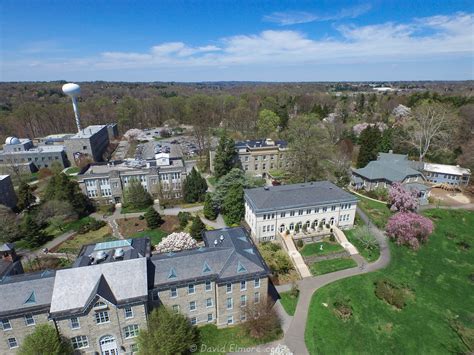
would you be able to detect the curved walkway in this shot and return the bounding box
[283,207,390,354]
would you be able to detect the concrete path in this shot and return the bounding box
[281,233,312,278]
[333,226,358,255]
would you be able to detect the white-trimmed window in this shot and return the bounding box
[7,337,18,349]
[226,283,232,293]
[254,292,261,304]
[240,295,247,307]
[207,313,213,322]
[189,301,197,311]
[240,280,246,291]
[124,324,139,338]
[71,335,89,349]
[70,317,80,329]
[190,317,197,325]
[188,284,195,294]
[206,298,213,308]
[254,278,260,288]
[227,316,234,325]
[1,319,11,330]
[124,306,133,319]
[241,313,247,322]
[172,305,180,313]
[205,281,212,291]
[170,287,178,298]
[95,311,109,324]
[131,343,139,354]
[24,314,35,326]
[227,297,233,310]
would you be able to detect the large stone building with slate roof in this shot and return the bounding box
[0,227,269,354]
[244,181,359,242]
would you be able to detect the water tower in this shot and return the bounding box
[62,83,82,133]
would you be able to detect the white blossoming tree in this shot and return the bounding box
[155,232,197,253]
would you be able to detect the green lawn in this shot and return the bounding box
[280,291,300,316]
[357,195,392,229]
[121,205,149,214]
[196,324,282,355]
[309,258,358,276]
[300,241,345,257]
[44,216,97,237]
[345,227,380,263]
[56,226,116,254]
[305,209,474,354]
[131,229,168,245]
[64,167,80,174]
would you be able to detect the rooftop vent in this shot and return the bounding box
[264,186,269,191]
[213,240,218,246]
[113,248,124,259]
[95,250,108,263]
[219,235,224,242]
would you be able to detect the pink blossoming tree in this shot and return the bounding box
[388,182,418,212]
[386,212,434,250]
[155,232,197,253]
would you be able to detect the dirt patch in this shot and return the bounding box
[116,215,181,235]
[332,299,353,321]
[159,215,180,233]
[430,188,473,206]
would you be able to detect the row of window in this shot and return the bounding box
[339,214,351,222]
[191,313,249,325]
[1,314,35,331]
[262,224,275,233]
[175,292,260,314]
[70,325,139,350]
[262,204,351,220]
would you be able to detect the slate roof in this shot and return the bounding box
[0,270,56,317]
[150,227,268,288]
[244,181,358,213]
[50,258,147,316]
[424,163,471,176]
[235,139,288,150]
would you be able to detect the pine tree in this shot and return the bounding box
[190,216,206,241]
[356,125,382,168]
[378,128,393,153]
[222,184,245,225]
[203,193,217,220]
[17,181,35,211]
[144,207,162,229]
[183,168,208,203]
[213,133,236,178]
[123,179,153,210]
[21,213,48,248]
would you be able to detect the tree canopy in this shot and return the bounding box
[18,324,72,355]
[123,179,153,210]
[356,125,382,168]
[213,132,237,178]
[257,109,280,137]
[183,167,208,203]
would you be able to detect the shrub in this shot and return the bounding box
[259,242,294,275]
[352,226,378,251]
[203,193,218,220]
[190,216,206,240]
[138,215,145,220]
[242,301,282,340]
[155,232,197,253]
[144,207,162,229]
[177,211,191,228]
[289,283,299,298]
[77,219,106,234]
[296,239,304,248]
[374,279,407,309]
[388,182,418,212]
[332,299,353,321]
[18,324,72,355]
[386,212,434,250]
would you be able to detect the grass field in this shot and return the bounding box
[56,226,116,254]
[305,209,474,354]
[345,227,380,262]
[300,240,345,257]
[44,216,97,237]
[131,229,168,245]
[357,195,392,229]
[196,324,282,355]
[280,290,300,316]
[309,258,358,276]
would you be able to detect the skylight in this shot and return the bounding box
[202,261,212,273]
[237,261,247,273]
[24,291,36,304]
[168,268,177,279]
[94,239,132,251]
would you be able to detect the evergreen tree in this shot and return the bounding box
[213,133,236,178]
[17,181,35,211]
[183,168,208,203]
[144,207,162,229]
[18,324,73,355]
[222,184,245,225]
[190,216,206,241]
[378,128,393,153]
[137,307,199,355]
[123,179,153,210]
[21,213,48,248]
[203,193,218,220]
[356,126,382,168]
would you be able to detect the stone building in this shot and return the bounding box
[0,175,17,209]
[244,181,359,242]
[76,154,187,204]
[0,137,69,173]
[64,125,111,166]
[210,138,290,178]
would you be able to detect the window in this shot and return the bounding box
[170,287,178,298]
[190,317,197,325]
[298,210,303,216]
[240,280,247,291]
[1,319,11,330]
[8,338,18,349]
[172,305,180,313]
[227,297,233,310]
[24,314,35,326]
[206,298,213,308]
[240,295,247,307]
[131,343,139,354]
[226,283,232,293]
[124,324,139,338]
[240,314,247,322]
[254,278,260,288]
[331,206,336,211]
[290,211,295,216]
[189,301,197,311]
[207,313,213,322]
[306,209,312,214]
[188,283,195,294]
[95,311,110,324]
[71,335,88,349]
[254,292,261,304]
[94,301,107,310]
[322,207,327,212]
[124,306,134,319]
[205,281,212,291]
[70,317,80,329]
[280,212,286,218]
[227,316,234,325]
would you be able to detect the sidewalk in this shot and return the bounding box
[280,233,311,278]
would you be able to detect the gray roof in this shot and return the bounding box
[404,182,431,192]
[0,270,56,317]
[150,227,268,287]
[67,125,107,139]
[244,181,358,213]
[235,139,288,150]
[50,258,148,315]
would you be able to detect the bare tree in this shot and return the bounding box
[407,102,454,162]
[242,300,281,340]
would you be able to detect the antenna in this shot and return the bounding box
[62,83,82,133]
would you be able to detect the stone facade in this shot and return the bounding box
[64,125,110,166]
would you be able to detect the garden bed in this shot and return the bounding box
[56,226,115,254]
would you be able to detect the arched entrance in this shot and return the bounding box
[100,335,118,355]
[330,217,335,225]
[279,224,285,233]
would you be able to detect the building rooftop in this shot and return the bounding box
[73,238,151,267]
[78,158,184,176]
[150,227,268,287]
[50,258,148,315]
[67,125,107,139]
[0,175,10,181]
[245,181,358,213]
[0,270,56,317]
[235,138,288,150]
[424,163,471,176]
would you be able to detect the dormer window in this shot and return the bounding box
[94,301,108,310]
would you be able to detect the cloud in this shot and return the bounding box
[3,12,473,77]
[263,4,372,26]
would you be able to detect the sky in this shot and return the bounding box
[1,0,473,82]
